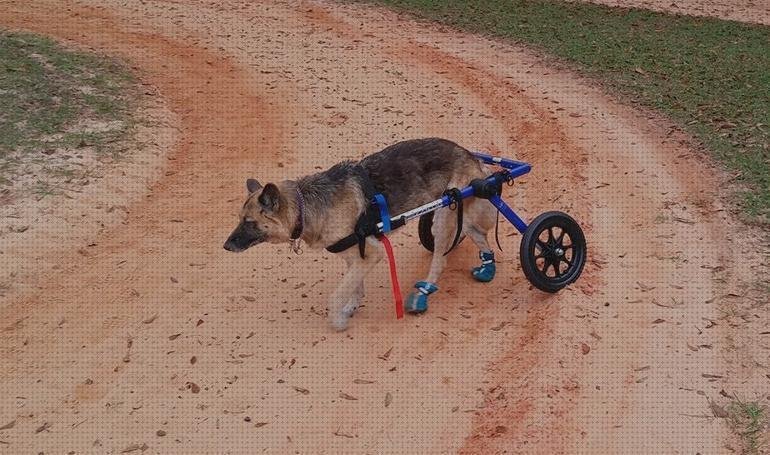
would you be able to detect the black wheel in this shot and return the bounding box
[418,211,465,253]
[519,211,586,293]
[418,212,436,252]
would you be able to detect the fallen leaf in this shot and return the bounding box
[0,420,15,431]
[168,333,181,341]
[709,400,728,418]
[254,422,268,428]
[293,386,310,395]
[580,343,591,355]
[637,282,655,292]
[142,314,158,324]
[35,422,50,434]
[333,429,355,438]
[186,382,200,394]
[353,379,374,384]
[121,443,148,453]
[378,347,393,361]
[339,392,358,401]
[490,321,510,331]
[190,356,197,365]
[384,392,392,408]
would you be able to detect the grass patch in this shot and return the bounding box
[361,0,770,223]
[728,398,768,454]
[0,30,138,189]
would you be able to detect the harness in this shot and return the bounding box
[325,165,382,258]
[323,166,465,319]
[326,167,465,258]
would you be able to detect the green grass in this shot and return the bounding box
[361,0,770,224]
[0,30,137,185]
[728,398,768,454]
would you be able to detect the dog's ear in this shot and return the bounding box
[246,178,262,194]
[258,183,282,212]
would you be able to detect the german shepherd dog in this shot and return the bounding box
[224,138,498,330]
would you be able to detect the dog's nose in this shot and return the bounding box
[223,240,236,251]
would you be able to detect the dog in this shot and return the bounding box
[224,138,498,330]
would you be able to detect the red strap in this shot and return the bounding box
[378,234,404,319]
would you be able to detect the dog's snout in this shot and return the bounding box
[223,240,237,252]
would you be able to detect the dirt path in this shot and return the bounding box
[0,0,767,453]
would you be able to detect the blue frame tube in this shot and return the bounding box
[375,152,531,233]
[488,194,529,234]
[471,152,532,178]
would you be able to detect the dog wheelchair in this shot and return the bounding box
[353,152,587,316]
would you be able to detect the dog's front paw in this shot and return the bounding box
[341,301,359,318]
[329,312,350,332]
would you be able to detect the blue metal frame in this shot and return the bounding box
[375,152,531,234]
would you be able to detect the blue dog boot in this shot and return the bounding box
[404,281,438,314]
[471,251,496,282]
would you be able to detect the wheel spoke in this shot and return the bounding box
[547,227,555,243]
[556,229,566,246]
[552,259,563,277]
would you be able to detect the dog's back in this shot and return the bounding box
[360,138,486,214]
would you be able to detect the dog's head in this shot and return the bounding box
[223,179,294,252]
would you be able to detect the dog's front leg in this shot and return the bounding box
[341,281,364,317]
[329,241,382,331]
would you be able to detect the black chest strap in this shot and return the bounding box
[326,165,381,258]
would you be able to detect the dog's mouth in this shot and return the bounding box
[223,238,263,252]
[223,221,267,252]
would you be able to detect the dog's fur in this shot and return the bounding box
[224,138,497,330]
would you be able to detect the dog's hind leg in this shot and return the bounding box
[465,199,498,282]
[328,239,383,331]
[404,208,455,314]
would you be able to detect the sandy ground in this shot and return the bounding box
[571,0,770,25]
[0,0,768,453]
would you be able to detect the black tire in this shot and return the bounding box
[418,211,465,253]
[519,211,586,293]
[418,212,436,252]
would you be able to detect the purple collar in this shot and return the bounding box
[290,187,304,241]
